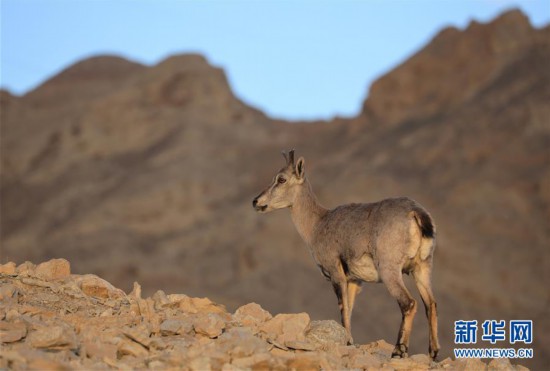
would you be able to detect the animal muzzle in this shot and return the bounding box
[252,196,268,212]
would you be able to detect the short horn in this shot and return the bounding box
[281,151,289,164]
[288,149,295,165]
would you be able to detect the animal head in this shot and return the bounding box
[252,149,306,213]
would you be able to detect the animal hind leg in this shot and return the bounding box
[413,261,440,360]
[380,268,417,358]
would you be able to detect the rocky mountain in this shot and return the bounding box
[1,9,549,369]
[0,259,527,370]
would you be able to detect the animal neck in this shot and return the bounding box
[290,179,327,246]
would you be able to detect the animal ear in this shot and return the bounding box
[295,157,305,179]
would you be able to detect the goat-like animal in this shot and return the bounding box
[253,150,440,360]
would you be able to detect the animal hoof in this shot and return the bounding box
[429,347,439,361]
[391,344,408,358]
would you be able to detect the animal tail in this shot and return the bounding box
[412,207,436,239]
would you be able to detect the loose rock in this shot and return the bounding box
[0,262,16,275]
[76,274,126,299]
[15,261,36,276]
[0,283,17,301]
[160,318,193,336]
[305,319,350,348]
[0,321,27,343]
[34,259,71,281]
[193,313,226,338]
[259,312,310,345]
[28,325,78,350]
[233,302,272,327]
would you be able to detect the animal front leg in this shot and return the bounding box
[331,263,353,344]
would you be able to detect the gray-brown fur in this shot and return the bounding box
[253,150,440,360]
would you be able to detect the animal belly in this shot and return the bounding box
[348,254,380,283]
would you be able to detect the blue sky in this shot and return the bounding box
[1,1,549,120]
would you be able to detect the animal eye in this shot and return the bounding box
[277,177,287,184]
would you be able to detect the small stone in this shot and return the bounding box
[168,294,227,315]
[193,313,226,338]
[159,318,192,336]
[260,312,310,345]
[192,297,227,314]
[0,321,27,343]
[305,320,349,347]
[34,259,71,281]
[16,261,36,276]
[178,295,199,313]
[233,302,272,327]
[77,274,125,299]
[0,262,16,275]
[28,325,78,349]
[152,290,169,309]
[0,283,17,300]
[5,308,20,321]
[363,339,395,358]
[117,338,149,358]
[219,327,269,358]
[129,281,142,299]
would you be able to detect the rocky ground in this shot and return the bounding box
[0,259,527,370]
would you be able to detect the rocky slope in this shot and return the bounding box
[1,9,549,369]
[0,259,526,370]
